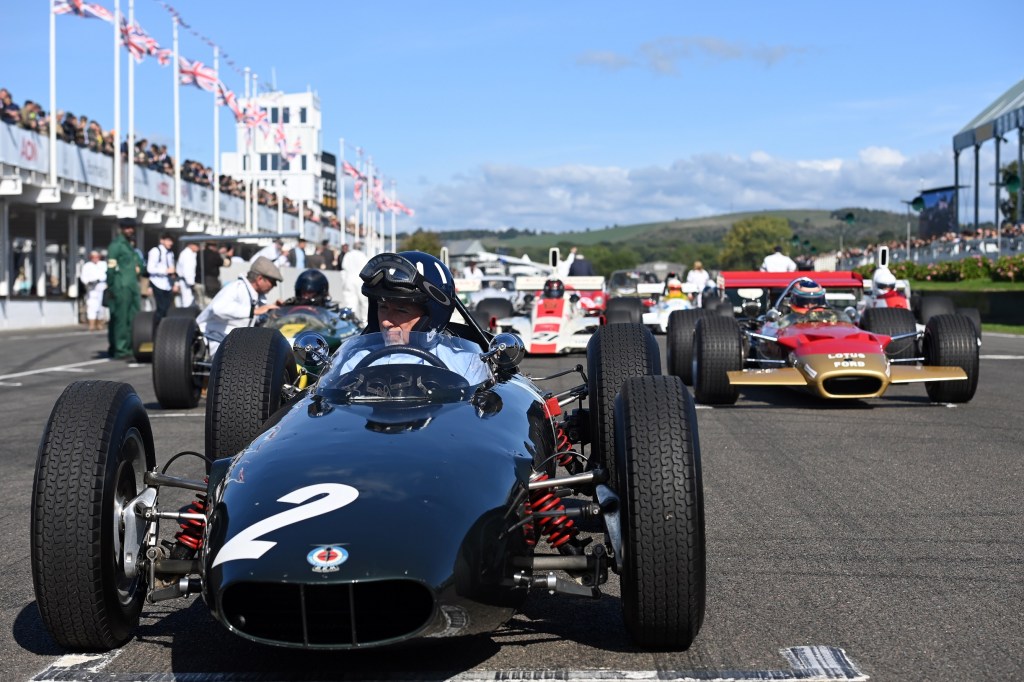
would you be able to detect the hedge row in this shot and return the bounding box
[854,254,1024,282]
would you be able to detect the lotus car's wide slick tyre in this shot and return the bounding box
[31,381,156,650]
[475,297,514,322]
[131,310,154,363]
[614,375,705,650]
[692,315,742,405]
[606,297,644,325]
[586,324,660,482]
[918,295,955,325]
[152,316,204,409]
[666,309,708,385]
[957,306,982,340]
[860,307,918,361]
[923,314,979,403]
[605,308,633,325]
[206,327,299,464]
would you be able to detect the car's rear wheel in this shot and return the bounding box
[606,297,644,325]
[666,309,708,385]
[918,295,955,325]
[605,308,634,325]
[693,316,742,405]
[31,381,155,650]
[131,311,154,363]
[586,324,660,482]
[860,307,918,361]
[152,316,205,409]
[923,314,979,403]
[614,375,705,650]
[206,327,299,465]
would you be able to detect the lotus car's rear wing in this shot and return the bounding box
[515,276,606,291]
[715,271,865,290]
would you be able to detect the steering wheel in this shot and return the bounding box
[352,344,450,371]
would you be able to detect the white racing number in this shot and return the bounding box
[212,483,359,567]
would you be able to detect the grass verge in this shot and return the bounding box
[982,323,1024,335]
[910,279,1024,292]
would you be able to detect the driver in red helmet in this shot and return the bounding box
[337,251,491,384]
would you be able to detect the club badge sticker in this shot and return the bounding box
[307,545,349,573]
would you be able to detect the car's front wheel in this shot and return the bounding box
[692,315,742,405]
[205,327,298,465]
[614,375,705,650]
[152,316,205,409]
[31,381,156,650]
[924,314,979,403]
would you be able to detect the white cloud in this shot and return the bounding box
[412,147,962,233]
[577,35,807,76]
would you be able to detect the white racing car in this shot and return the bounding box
[641,281,700,333]
[495,275,607,354]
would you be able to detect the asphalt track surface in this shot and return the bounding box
[1,327,1022,681]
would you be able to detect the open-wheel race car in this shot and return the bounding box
[667,271,979,405]
[150,303,361,409]
[492,275,607,354]
[31,310,706,651]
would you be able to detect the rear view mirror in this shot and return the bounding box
[293,331,330,369]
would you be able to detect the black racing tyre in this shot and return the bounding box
[956,306,982,340]
[31,381,155,650]
[666,309,708,385]
[586,324,661,482]
[605,308,633,325]
[693,315,742,405]
[152,316,205,409]
[167,306,200,319]
[614,375,705,650]
[712,298,735,317]
[606,297,644,325]
[860,307,918,361]
[131,311,154,363]
[205,327,299,464]
[475,297,514,323]
[471,308,492,330]
[918,295,955,325]
[923,314,979,403]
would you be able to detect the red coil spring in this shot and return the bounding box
[554,425,573,468]
[174,493,207,551]
[528,473,577,548]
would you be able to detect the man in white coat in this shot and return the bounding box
[197,257,282,356]
[80,250,107,331]
[339,242,369,325]
[176,242,199,308]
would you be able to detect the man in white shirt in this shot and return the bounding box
[685,260,710,291]
[250,238,283,264]
[760,246,798,273]
[147,232,178,326]
[80,250,107,331]
[197,256,282,357]
[176,242,199,308]
[463,260,484,279]
[339,242,369,325]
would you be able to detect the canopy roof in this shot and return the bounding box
[954,76,1024,152]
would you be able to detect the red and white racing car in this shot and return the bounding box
[495,276,606,354]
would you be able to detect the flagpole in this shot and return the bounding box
[252,73,259,233]
[172,16,182,220]
[127,0,135,205]
[212,45,220,230]
[390,179,397,252]
[243,67,251,231]
[48,0,57,187]
[339,137,346,249]
[363,158,371,254]
[113,0,122,205]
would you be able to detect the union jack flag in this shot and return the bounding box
[120,18,148,63]
[243,104,270,137]
[284,137,302,162]
[393,200,414,217]
[217,85,244,121]
[54,0,113,22]
[273,122,287,146]
[341,160,364,179]
[353,178,363,201]
[179,57,218,92]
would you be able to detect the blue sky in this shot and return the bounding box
[2,1,1020,231]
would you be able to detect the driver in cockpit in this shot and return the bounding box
[782,278,837,323]
[338,251,491,385]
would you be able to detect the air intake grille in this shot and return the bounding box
[822,375,883,397]
[221,580,434,648]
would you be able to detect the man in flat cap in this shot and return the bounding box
[196,256,282,356]
[106,217,144,358]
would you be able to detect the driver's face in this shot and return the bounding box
[377,299,427,341]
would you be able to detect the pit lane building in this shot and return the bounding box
[0,90,338,329]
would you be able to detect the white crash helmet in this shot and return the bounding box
[872,268,897,292]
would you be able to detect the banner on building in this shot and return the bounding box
[918,186,958,238]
